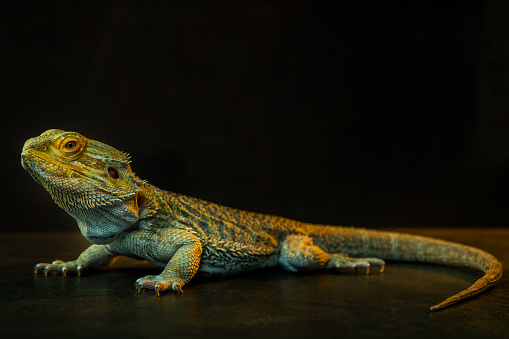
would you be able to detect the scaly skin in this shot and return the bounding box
[21,129,503,311]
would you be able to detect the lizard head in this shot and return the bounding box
[21,129,144,244]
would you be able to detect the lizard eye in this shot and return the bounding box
[59,136,84,159]
[65,141,77,150]
[108,167,120,179]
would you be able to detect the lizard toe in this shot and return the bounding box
[154,282,170,296]
[135,275,157,294]
[170,279,184,293]
[35,260,80,277]
[328,254,386,274]
[135,275,184,295]
[34,263,51,274]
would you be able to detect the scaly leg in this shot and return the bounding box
[278,234,330,272]
[278,234,385,274]
[126,229,203,296]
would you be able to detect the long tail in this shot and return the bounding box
[311,227,503,311]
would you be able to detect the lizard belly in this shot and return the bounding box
[197,247,279,277]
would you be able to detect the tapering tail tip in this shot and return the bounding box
[429,262,503,312]
[429,293,466,311]
[430,302,448,312]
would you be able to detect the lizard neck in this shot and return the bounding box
[72,182,176,245]
[68,192,142,245]
[136,182,169,219]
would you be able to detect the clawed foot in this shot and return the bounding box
[134,275,185,296]
[326,254,385,274]
[34,260,84,277]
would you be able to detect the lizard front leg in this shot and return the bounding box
[123,229,203,296]
[34,244,118,277]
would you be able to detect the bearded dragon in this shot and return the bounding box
[21,129,502,311]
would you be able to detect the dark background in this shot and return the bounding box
[2,0,509,231]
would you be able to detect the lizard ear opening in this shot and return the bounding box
[108,167,120,179]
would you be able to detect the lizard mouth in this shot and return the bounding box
[21,151,47,185]
[22,149,94,184]
[21,149,36,172]
[71,169,97,181]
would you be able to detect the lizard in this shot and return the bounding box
[20,129,503,311]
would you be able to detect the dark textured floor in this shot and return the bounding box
[0,228,508,338]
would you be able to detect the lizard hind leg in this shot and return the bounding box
[278,234,330,272]
[278,234,386,274]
